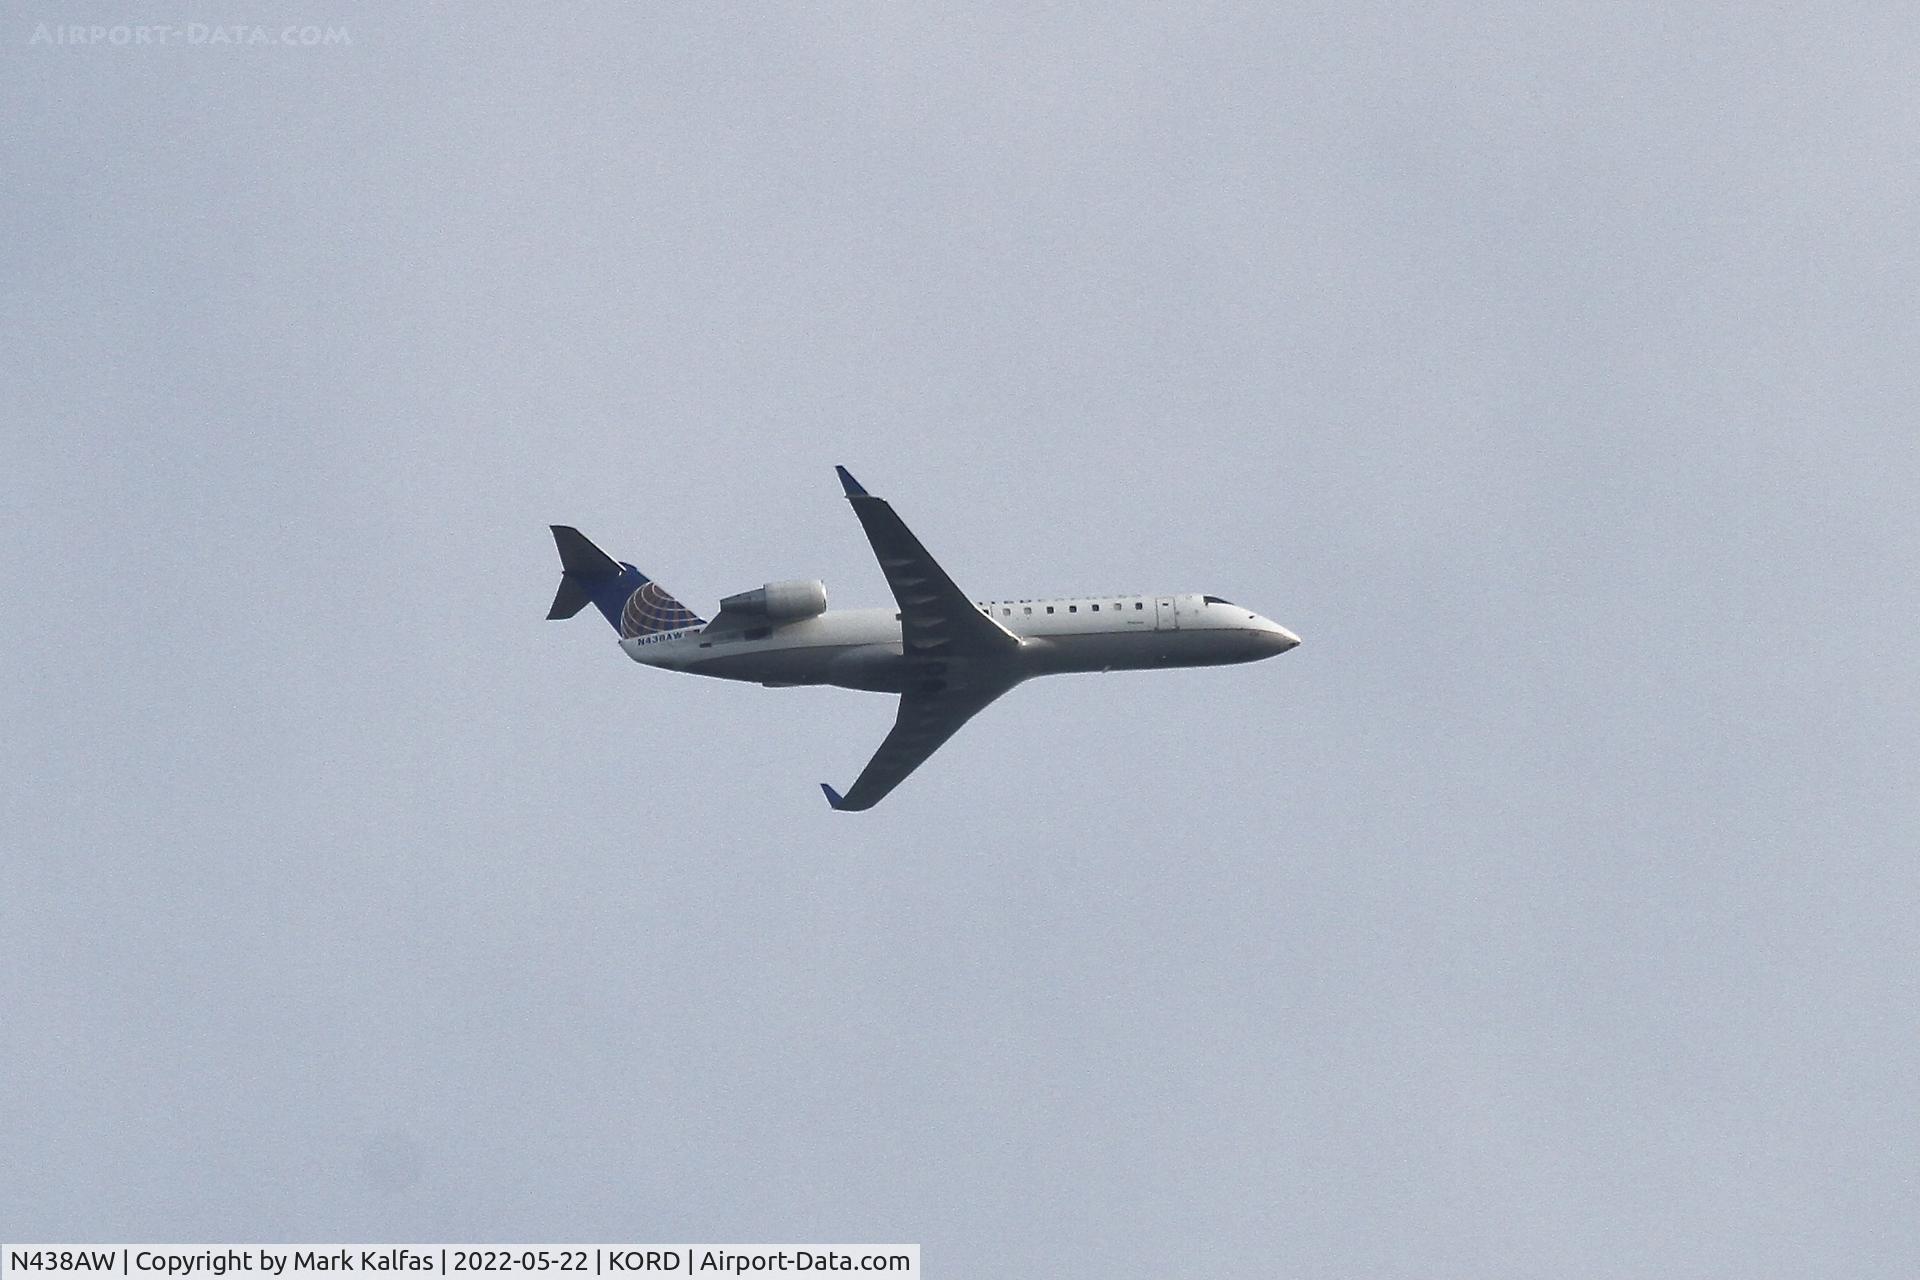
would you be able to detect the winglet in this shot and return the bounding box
[820,782,848,810]
[834,465,868,498]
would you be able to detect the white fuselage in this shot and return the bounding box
[620,591,1300,693]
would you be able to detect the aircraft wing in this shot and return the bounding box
[834,465,1021,658]
[822,466,1024,810]
[821,680,1015,811]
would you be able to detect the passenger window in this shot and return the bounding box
[1002,608,1011,616]
[1092,604,1100,611]
[1069,605,1077,612]
[1046,606,1055,614]
[1135,602,1144,610]
[1023,606,1032,614]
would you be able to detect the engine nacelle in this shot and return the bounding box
[718,579,829,622]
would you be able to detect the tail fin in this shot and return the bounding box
[547,526,707,636]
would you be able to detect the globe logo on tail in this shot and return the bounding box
[620,580,704,638]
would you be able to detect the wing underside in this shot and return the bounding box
[822,466,1023,810]
[822,681,1014,811]
[836,466,1020,659]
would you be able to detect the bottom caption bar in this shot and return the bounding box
[2,1248,919,1279]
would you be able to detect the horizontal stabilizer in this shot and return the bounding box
[551,525,623,578]
[547,576,593,620]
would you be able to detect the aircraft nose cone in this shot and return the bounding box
[1241,620,1299,658]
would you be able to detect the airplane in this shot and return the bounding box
[548,466,1300,811]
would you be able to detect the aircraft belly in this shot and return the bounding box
[685,642,909,692]
[1025,628,1247,673]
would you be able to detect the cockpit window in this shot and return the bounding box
[1202,595,1236,607]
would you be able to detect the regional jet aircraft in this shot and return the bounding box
[548,467,1300,810]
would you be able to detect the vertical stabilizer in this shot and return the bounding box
[546,526,706,636]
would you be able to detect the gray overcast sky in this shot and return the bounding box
[4,4,1916,1275]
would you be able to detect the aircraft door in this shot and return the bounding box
[1154,596,1178,630]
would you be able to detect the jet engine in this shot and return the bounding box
[718,579,829,622]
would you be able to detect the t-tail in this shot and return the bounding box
[546,526,706,637]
